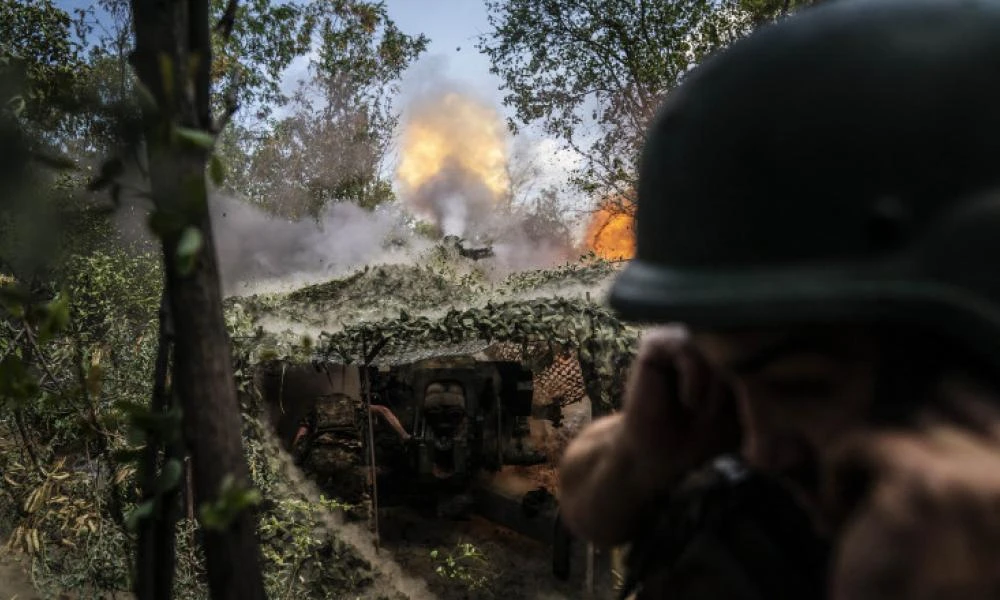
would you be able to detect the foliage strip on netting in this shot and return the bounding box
[314,296,640,413]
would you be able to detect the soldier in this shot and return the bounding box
[292,391,412,518]
[292,391,369,517]
[558,1,1000,598]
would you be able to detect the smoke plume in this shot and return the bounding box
[113,190,422,296]
[210,195,420,295]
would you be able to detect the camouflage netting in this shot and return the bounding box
[225,253,623,335]
[226,255,639,415]
[314,297,638,414]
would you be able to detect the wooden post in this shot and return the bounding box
[360,336,380,552]
[586,542,596,597]
[185,457,194,521]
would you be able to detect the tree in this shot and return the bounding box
[504,134,545,208]
[515,186,575,251]
[0,0,93,139]
[126,1,266,599]
[477,0,820,214]
[740,0,827,26]
[82,0,322,123]
[226,0,427,219]
[2,1,426,597]
[233,76,395,219]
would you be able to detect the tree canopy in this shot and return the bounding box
[477,0,820,214]
[221,1,428,218]
[0,0,92,138]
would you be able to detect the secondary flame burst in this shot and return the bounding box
[585,204,635,260]
[395,91,510,236]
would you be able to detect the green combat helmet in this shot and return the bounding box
[609,0,1000,370]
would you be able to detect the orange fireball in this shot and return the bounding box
[585,205,635,260]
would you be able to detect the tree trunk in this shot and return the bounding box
[128,1,267,599]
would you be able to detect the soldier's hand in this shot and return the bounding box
[825,394,1000,600]
[558,325,740,545]
[620,326,741,485]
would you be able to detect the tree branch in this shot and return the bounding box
[214,0,239,39]
[14,409,43,476]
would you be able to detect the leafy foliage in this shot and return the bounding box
[739,0,828,25]
[59,249,162,338]
[221,0,428,218]
[478,0,821,211]
[0,0,92,135]
[430,543,493,593]
[477,0,740,207]
[257,495,380,597]
[0,246,407,599]
[199,474,263,531]
[209,0,317,121]
[0,251,157,595]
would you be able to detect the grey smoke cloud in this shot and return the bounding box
[210,194,415,295]
[407,159,497,238]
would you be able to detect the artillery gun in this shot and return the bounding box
[257,350,591,582]
[374,355,543,480]
[440,234,495,260]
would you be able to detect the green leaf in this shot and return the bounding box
[113,399,149,416]
[174,126,216,150]
[158,53,174,103]
[133,80,159,114]
[0,283,30,318]
[209,154,226,186]
[126,499,156,532]
[147,209,184,238]
[176,226,203,276]
[157,458,183,493]
[38,291,71,342]
[0,356,39,405]
[199,475,263,531]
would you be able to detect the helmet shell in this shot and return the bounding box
[610,0,1000,365]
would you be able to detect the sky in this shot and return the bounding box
[54,0,504,102]
[52,0,582,200]
[385,0,504,105]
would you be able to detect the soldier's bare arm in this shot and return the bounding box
[292,425,309,448]
[558,413,643,545]
[370,404,411,441]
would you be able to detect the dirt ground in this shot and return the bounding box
[379,508,615,600]
[0,550,42,600]
[3,514,614,600]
